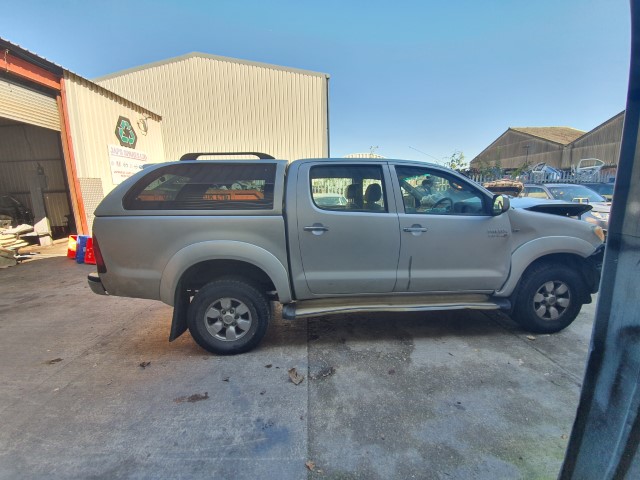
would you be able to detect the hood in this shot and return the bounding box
[588,202,611,213]
[510,197,592,217]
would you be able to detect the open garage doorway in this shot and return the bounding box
[0,117,75,241]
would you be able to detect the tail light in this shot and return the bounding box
[92,235,107,273]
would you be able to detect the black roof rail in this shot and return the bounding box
[179,152,275,160]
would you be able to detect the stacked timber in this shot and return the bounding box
[0,246,16,268]
[0,224,34,251]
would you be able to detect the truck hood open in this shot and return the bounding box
[509,197,593,217]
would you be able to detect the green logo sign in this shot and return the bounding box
[115,116,137,148]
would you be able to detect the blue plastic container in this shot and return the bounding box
[76,235,90,264]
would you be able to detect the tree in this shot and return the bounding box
[443,150,468,171]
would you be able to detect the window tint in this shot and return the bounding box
[123,163,276,210]
[396,166,486,215]
[310,165,387,212]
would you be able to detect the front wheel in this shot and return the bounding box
[187,279,271,355]
[512,264,586,334]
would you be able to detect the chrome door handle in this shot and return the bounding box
[304,224,329,235]
[403,226,427,233]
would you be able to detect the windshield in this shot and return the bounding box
[547,185,607,203]
[588,184,614,196]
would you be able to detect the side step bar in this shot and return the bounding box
[281,294,511,320]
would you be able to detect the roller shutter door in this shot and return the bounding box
[0,79,60,131]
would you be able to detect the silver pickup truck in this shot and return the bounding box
[88,157,604,355]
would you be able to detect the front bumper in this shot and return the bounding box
[88,273,108,295]
[585,244,605,294]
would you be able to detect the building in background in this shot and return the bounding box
[0,37,163,239]
[344,153,386,159]
[471,127,585,171]
[95,53,330,162]
[0,41,330,239]
[471,112,624,173]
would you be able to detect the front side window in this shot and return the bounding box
[123,163,276,210]
[396,166,486,215]
[310,165,387,212]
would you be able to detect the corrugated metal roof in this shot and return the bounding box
[510,127,585,145]
[0,36,161,119]
[94,52,330,82]
[0,37,64,75]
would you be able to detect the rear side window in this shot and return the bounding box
[310,164,387,212]
[123,163,276,210]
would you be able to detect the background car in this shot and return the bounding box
[520,183,610,233]
[0,194,34,228]
[518,162,563,182]
[582,182,615,201]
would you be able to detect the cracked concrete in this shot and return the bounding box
[0,250,596,479]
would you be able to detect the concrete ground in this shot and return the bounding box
[0,247,596,479]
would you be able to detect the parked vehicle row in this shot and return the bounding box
[520,183,611,234]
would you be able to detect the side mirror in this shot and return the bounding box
[492,194,510,216]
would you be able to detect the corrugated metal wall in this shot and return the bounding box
[96,54,329,161]
[569,113,624,167]
[0,124,69,227]
[473,130,563,169]
[63,73,165,230]
[473,113,625,172]
[0,79,60,131]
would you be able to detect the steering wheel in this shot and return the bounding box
[432,197,453,211]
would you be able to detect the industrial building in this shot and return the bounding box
[95,53,330,162]
[0,39,330,241]
[471,111,624,172]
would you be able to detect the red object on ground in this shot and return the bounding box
[67,235,77,259]
[84,237,96,265]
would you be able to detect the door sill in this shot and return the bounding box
[282,294,509,320]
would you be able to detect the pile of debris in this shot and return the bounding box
[482,179,524,197]
[1,224,36,249]
[0,224,37,268]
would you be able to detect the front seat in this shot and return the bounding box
[364,184,383,211]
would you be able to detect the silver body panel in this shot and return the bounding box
[92,158,603,311]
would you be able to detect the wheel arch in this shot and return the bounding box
[496,237,598,298]
[160,241,292,306]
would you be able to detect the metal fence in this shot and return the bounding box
[467,171,616,186]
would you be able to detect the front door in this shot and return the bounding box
[295,163,401,295]
[393,165,512,293]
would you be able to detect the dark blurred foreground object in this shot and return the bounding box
[560,1,640,478]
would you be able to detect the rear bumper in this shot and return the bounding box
[87,273,108,295]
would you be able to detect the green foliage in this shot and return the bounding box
[443,150,468,171]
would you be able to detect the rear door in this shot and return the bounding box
[294,162,401,295]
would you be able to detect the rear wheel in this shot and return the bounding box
[187,279,270,355]
[513,264,586,333]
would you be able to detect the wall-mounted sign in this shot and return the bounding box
[108,144,149,184]
[114,115,137,149]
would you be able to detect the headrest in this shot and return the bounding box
[364,183,382,202]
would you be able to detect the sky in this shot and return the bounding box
[0,0,631,163]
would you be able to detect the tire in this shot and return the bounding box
[187,279,271,355]
[512,263,586,334]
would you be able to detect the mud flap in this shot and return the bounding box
[169,282,189,341]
